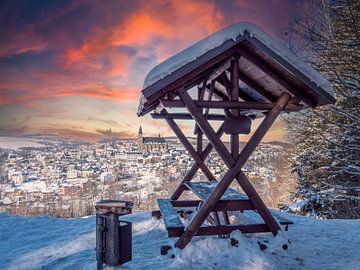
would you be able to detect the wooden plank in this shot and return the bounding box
[161,99,302,111]
[196,223,269,235]
[167,224,270,237]
[151,113,226,121]
[171,199,254,212]
[238,69,277,102]
[185,181,248,201]
[157,199,184,229]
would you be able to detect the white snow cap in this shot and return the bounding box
[142,22,333,96]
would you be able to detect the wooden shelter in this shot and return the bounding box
[137,22,335,249]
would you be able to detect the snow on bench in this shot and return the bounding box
[157,199,184,230]
[184,182,293,226]
[185,181,248,201]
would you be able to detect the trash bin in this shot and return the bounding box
[96,200,133,270]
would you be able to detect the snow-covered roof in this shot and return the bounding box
[138,22,335,116]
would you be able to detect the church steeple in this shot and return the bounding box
[138,126,143,150]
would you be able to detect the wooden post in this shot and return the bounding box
[164,112,215,181]
[196,87,204,153]
[175,90,290,249]
[230,55,240,160]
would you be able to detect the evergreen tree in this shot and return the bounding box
[284,0,360,218]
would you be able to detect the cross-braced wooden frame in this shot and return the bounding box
[150,55,294,249]
[139,24,335,250]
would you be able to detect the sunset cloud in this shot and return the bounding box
[0,0,304,140]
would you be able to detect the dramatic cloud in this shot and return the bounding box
[0,0,304,140]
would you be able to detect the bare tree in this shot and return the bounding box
[284,0,360,218]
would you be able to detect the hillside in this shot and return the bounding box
[0,211,359,270]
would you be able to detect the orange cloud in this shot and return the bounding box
[0,0,302,140]
[62,0,227,78]
[0,81,139,106]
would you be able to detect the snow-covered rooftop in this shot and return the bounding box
[143,22,332,93]
[139,22,335,116]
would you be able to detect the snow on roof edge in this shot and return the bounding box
[142,22,333,97]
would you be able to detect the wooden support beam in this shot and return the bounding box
[164,112,215,181]
[166,224,270,237]
[218,72,257,102]
[238,70,277,102]
[170,125,224,200]
[194,81,207,135]
[213,212,221,225]
[161,100,302,112]
[222,211,230,225]
[230,56,240,160]
[175,90,290,249]
[212,87,229,101]
[204,80,215,116]
[151,113,226,121]
[197,130,203,154]
[196,224,269,235]
[239,48,316,107]
[218,73,232,98]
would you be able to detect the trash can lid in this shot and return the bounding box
[96,200,133,214]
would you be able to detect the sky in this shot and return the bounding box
[0,0,305,141]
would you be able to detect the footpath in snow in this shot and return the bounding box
[0,211,359,270]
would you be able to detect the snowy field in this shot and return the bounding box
[0,137,45,150]
[0,211,359,270]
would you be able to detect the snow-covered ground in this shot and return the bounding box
[0,137,45,150]
[0,211,359,270]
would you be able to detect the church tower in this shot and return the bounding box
[138,126,143,150]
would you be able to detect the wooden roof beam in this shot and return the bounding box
[239,48,317,107]
[237,70,278,102]
[151,113,226,121]
[211,87,229,101]
[217,72,257,102]
[161,99,302,112]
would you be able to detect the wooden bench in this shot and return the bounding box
[185,181,294,227]
[156,182,293,238]
[157,199,184,237]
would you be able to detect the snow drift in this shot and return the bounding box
[0,211,359,270]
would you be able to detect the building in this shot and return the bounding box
[100,172,115,183]
[138,126,167,152]
[66,169,78,179]
[8,170,25,185]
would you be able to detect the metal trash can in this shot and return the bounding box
[96,200,133,270]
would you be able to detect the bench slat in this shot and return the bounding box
[185,181,248,201]
[157,199,184,229]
